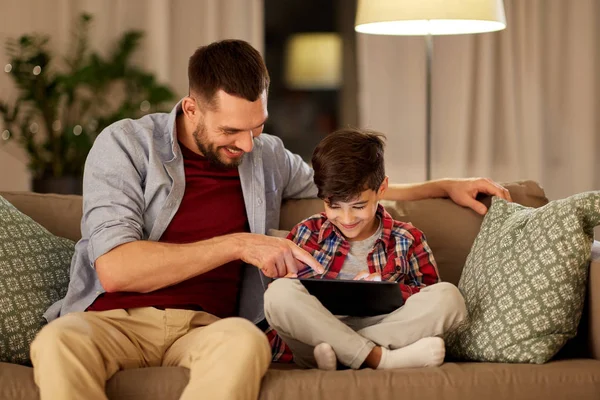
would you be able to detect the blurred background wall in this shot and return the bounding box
[1,0,598,205]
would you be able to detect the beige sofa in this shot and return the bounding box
[1,180,600,400]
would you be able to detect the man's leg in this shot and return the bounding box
[30,307,166,400]
[264,278,375,369]
[162,315,271,400]
[358,282,467,349]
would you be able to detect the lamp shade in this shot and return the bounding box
[284,33,342,90]
[355,0,506,35]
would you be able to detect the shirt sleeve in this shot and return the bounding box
[392,227,440,298]
[286,219,320,277]
[82,123,148,266]
[266,134,318,200]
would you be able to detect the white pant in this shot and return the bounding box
[264,279,467,369]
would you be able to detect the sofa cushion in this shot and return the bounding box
[0,192,83,242]
[0,196,74,364]
[447,192,600,363]
[263,360,600,400]
[267,229,291,239]
[2,360,600,400]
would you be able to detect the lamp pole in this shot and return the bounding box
[354,0,507,182]
[425,33,433,181]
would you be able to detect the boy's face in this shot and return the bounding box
[324,177,388,242]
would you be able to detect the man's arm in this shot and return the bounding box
[86,130,323,295]
[96,233,324,293]
[384,177,512,215]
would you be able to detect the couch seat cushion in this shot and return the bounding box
[3,360,600,400]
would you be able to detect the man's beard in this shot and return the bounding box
[192,123,243,169]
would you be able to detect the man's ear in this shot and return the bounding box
[377,176,389,199]
[181,96,199,122]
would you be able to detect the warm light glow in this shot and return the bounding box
[140,100,151,112]
[284,33,342,90]
[356,19,505,36]
[355,0,506,36]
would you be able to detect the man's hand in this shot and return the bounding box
[444,178,512,215]
[352,270,382,281]
[237,234,324,278]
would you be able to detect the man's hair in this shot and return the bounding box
[188,39,270,108]
[311,128,386,203]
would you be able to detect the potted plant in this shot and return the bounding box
[0,13,175,194]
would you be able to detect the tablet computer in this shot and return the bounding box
[298,278,404,317]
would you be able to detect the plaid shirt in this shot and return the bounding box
[268,203,440,362]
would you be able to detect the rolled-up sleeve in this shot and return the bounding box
[82,124,147,265]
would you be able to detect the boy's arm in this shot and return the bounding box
[384,178,512,215]
[404,229,440,288]
[390,226,440,298]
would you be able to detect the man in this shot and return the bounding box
[30,40,511,400]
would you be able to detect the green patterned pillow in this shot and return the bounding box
[447,192,600,364]
[0,196,74,365]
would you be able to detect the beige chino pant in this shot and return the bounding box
[264,279,467,369]
[30,307,271,400]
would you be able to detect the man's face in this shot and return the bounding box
[193,90,268,168]
[324,181,387,242]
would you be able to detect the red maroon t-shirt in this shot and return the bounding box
[88,142,249,318]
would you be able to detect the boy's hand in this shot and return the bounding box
[352,270,382,281]
[238,234,324,278]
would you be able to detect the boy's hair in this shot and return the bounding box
[312,128,386,203]
[188,39,270,109]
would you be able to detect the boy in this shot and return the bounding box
[264,128,467,370]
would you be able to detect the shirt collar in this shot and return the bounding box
[317,203,394,246]
[166,99,184,162]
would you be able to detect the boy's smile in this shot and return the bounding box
[340,221,361,230]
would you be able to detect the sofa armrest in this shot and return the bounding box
[587,240,600,359]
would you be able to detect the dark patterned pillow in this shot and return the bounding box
[0,196,74,365]
[447,192,600,363]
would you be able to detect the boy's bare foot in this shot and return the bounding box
[314,343,337,371]
[376,337,445,369]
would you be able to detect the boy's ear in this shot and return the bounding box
[377,176,389,199]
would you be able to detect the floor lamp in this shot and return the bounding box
[355,0,506,180]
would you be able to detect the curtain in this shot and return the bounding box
[357,0,600,203]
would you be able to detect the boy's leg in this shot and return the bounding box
[30,307,166,400]
[357,282,467,349]
[264,278,375,369]
[162,315,271,400]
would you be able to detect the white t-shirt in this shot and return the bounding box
[337,218,383,280]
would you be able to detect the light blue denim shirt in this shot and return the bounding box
[44,100,317,324]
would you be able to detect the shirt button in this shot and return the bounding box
[257,198,263,205]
